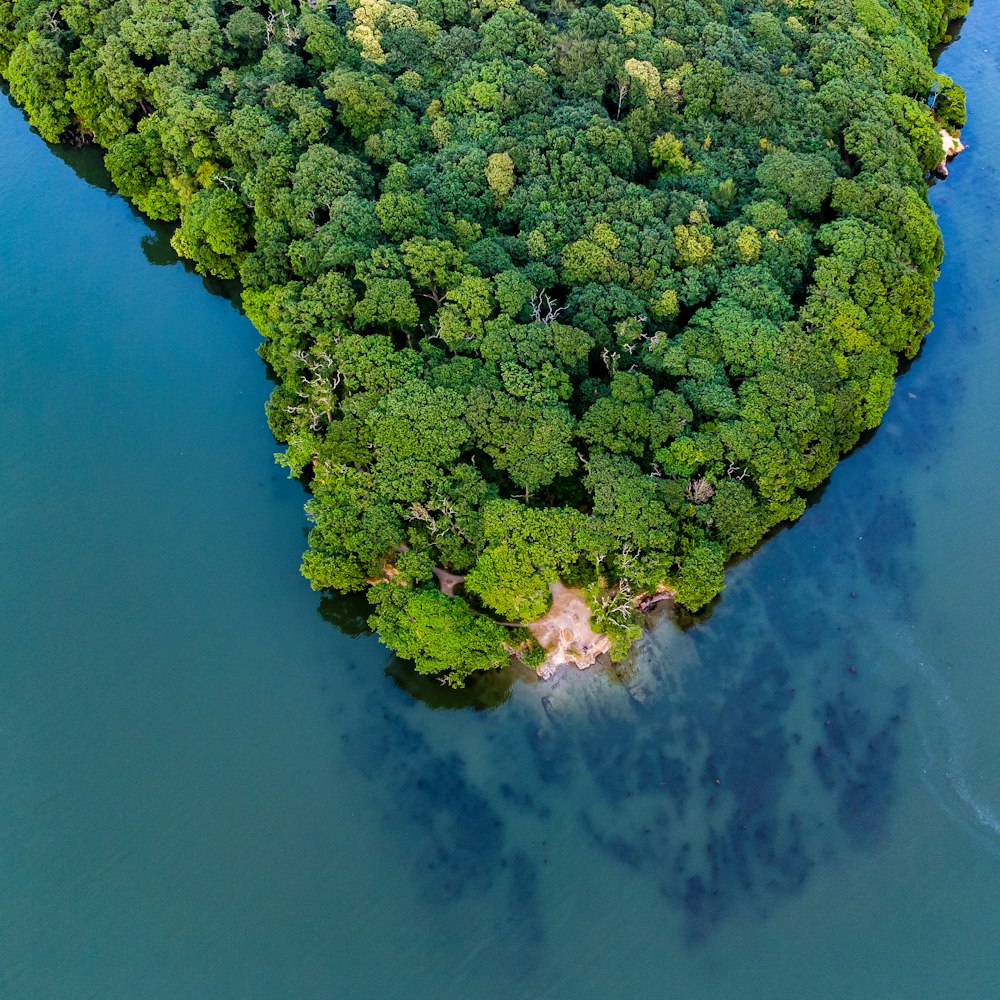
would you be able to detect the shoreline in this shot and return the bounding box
[936,128,967,178]
[526,582,613,679]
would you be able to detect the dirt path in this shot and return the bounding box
[432,567,465,596]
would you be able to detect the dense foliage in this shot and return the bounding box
[1,0,968,683]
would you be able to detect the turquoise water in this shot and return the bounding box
[2,10,1000,996]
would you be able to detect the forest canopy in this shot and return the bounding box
[1,0,969,683]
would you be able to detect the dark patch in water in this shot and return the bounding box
[330,415,921,957]
[492,850,545,977]
[526,723,574,787]
[342,701,504,903]
[498,782,552,819]
[560,538,913,944]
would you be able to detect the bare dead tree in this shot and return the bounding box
[290,347,342,426]
[685,478,715,504]
[285,403,324,433]
[407,502,439,535]
[407,496,469,540]
[642,331,661,352]
[600,347,619,376]
[530,290,565,324]
[613,77,629,120]
[281,11,303,46]
[418,285,448,307]
[43,8,63,34]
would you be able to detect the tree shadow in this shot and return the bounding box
[385,653,531,711]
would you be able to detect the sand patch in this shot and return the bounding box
[527,582,611,678]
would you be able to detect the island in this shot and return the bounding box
[0,0,969,683]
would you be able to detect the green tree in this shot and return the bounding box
[170,188,250,278]
[675,543,725,611]
[756,151,837,216]
[7,32,72,142]
[368,585,509,685]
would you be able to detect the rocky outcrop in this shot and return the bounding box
[935,128,966,179]
[528,582,612,678]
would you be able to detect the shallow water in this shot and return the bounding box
[2,11,1000,997]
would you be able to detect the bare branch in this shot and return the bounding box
[685,478,715,504]
[530,289,565,325]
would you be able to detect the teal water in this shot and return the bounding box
[2,10,1000,996]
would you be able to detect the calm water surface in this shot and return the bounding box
[2,11,1000,997]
